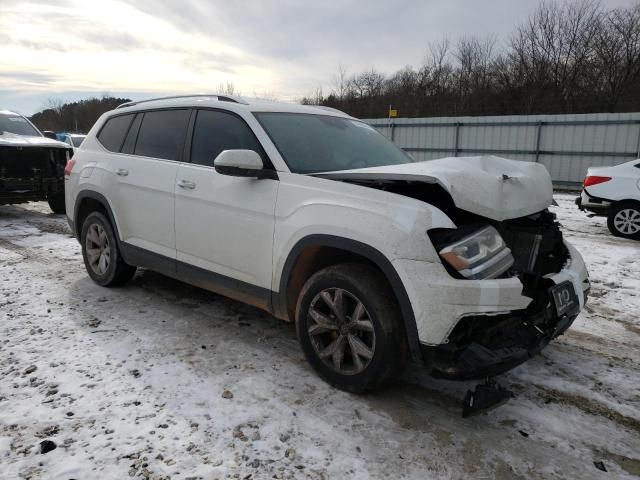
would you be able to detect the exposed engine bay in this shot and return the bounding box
[334,178,570,280]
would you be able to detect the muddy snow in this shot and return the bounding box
[0,194,638,479]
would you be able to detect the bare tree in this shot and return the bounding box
[512,0,602,111]
[313,0,640,118]
[332,63,349,99]
[592,4,640,109]
[217,82,239,96]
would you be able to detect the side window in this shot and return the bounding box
[97,114,134,152]
[134,109,190,161]
[190,110,264,167]
[121,114,142,154]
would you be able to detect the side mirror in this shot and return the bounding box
[214,150,267,178]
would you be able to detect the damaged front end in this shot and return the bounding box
[424,209,585,380]
[0,145,69,206]
[317,158,589,382]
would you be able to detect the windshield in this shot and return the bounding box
[71,136,85,147]
[0,113,41,136]
[254,112,412,173]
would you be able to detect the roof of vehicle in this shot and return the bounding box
[0,109,26,117]
[0,110,71,148]
[0,131,71,148]
[113,94,353,118]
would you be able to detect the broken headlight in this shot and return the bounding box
[430,225,514,280]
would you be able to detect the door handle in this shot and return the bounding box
[115,168,129,176]
[177,179,196,189]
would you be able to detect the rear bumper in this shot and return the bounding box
[576,189,611,215]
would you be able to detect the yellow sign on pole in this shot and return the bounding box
[389,108,398,118]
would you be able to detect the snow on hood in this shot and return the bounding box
[318,155,553,221]
[0,131,69,149]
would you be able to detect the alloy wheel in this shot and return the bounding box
[307,288,376,375]
[85,223,111,275]
[613,208,640,235]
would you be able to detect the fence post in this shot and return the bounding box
[635,123,640,159]
[390,122,395,142]
[534,121,543,163]
[454,122,461,157]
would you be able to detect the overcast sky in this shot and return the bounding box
[0,0,637,115]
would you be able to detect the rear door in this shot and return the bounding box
[108,109,190,260]
[174,109,278,297]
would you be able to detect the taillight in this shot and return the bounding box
[64,158,76,177]
[583,176,611,187]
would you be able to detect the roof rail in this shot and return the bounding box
[116,94,249,109]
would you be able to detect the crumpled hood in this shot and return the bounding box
[317,155,553,221]
[0,131,69,148]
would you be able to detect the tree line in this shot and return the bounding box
[30,96,131,133]
[302,0,640,118]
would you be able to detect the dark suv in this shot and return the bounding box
[0,110,71,213]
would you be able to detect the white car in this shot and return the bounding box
[61,133,87,154]
[64,94,589,398]
[577,159,640,239]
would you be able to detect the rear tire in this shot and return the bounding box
[80,211,137,286]
[607,202,640,240]
[295,263,408,393]
[47,192,66,214]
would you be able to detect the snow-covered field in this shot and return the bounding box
[0,194,638,479]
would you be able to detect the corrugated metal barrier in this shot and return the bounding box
[365,113,640,187]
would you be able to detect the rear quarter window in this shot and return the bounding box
[97,114,134,152]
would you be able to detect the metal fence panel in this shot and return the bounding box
[365,112,640,186]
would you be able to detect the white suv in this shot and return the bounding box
[65,95,589,393]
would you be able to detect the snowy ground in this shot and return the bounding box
[0,194,638,480]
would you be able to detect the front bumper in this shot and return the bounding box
[420,298,581,380]
[392,241,589,378]
[0,177,64,206]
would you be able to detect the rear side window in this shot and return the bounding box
[97,114,134,152]
[121,114,142,154]
[190,110,264,167]
[134,109,190,161]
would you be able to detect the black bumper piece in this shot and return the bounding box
[421,301,581,381]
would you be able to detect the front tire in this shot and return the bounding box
[295,263,408,393]
[80,211,137,286]
[607,202,640,240]
[47,192,66,214]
